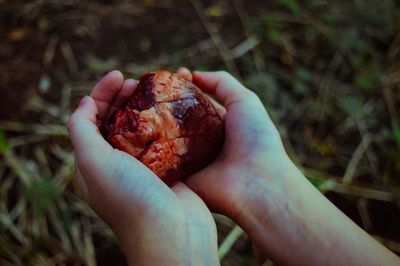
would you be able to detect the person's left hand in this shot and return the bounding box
[68,70,219,266]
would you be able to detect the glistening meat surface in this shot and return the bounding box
[101,70,224,185]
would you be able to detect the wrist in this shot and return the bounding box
[118,208,220,266]
[230,156,304,224]
[230,161,316,263]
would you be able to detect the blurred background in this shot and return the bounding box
[1,0,400,265]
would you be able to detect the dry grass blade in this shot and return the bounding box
[43,35,58,66]
[71,221,84,257]
[213,213,235,227]
[53,151,74,192]
[357,120,379,179]
[382,55,400,129]
[83,225,96,266]
[231,0,266,73]
[8,134,48,147]
[190,0,240,77]
[0,207,27,245]
[320,180,394,202]
[8,197,25,223]
[372,235,400,254]
[61,41,79,75]
[0,233,23,265]
[343,134,372,183]
[382,85,399,129]
[124,38,216,76]
[231,36,260,59]
[48,205,72,251]
[0,121,68,136]
[2,150,34,185]
[61,84,72,115]
[357,198,372,232]
[34,146,52,179]
[0,175,14,204]
[50,144,76,191]
[30,253,54,266]
[218,225,244,260]
[27,96,69,124]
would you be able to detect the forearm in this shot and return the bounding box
[234,164,399,265]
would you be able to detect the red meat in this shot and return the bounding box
[101,70,224,185]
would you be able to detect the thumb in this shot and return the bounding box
[68,96,113,179]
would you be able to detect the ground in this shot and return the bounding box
[1,0,400,265]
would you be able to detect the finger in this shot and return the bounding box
[90,70,124,120]
[111,79,138,108]
[68,96,113,168]
[207,95,227,118]
[176,67,193,81]
[193,71,278,150]
[107,79,138,120]
[177,68,226,117]
[192,71,253,110]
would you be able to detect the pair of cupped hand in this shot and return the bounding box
[68,67,291,264]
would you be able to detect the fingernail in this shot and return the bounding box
[125,78,137,84]
[177,67,189,72]
[79,96,89,107]
[109,70,123,78]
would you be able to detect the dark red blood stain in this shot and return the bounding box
[171,93,211,132]
[128,73,155,111]
[171,97,199,122]
[113,109,139,134]
[170,92,224,180]
[162,167,185,186]
[101,108,139,140]
[99,112,116,140]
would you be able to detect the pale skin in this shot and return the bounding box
[68,68,400,266]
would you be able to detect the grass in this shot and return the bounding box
[1,0,400,265]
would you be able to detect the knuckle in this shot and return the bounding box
[216,70,232,79]
[241,89,259,101]
[246,89,258,98]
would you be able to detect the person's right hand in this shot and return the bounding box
[178,68,400,266]
[177,69,296,219]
